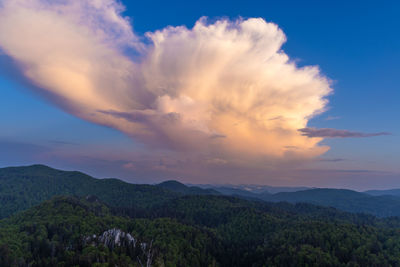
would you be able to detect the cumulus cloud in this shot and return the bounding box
[0,0,333,166]
[299,128,391,138]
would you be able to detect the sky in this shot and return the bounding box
[0,0,399,190]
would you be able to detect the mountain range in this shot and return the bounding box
[2,165,400,266]
[2,165,400,218]
[163,179,400,218]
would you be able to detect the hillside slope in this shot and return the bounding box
[365,189,400,197]
[261,188,400,217]
[0,165,179,218]
[2,165,400,219]
[0,196,217,266]
[2,194,400,266]
[157,180,220,195]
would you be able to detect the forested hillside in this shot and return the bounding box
[2,194,400,266]
[2,165,400,266]
[209,185,400,217]
[0,196,217,266]
[261,188,400,217]
[0,165,178,218]
[3,165,400,219]
[157,180,220,195]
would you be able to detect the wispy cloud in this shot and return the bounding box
[49,140,79,146]
[299,127,391,138]
[325,116,341,121]
[318,158,346,162]
[0,139,51,165]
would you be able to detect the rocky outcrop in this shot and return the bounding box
[99,228,136,249]
[84,228,136,249]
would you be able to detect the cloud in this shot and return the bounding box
[0,0,332,166]
[299,128,391,138]
[325,116,340,121]
[0,139,52,165]
[49,140,79,146]
[317,158,346,162]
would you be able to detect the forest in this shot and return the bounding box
[1,165,400,266]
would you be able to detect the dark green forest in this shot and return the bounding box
[2,165,400,266]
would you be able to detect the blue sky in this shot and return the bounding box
[0,0,399,189]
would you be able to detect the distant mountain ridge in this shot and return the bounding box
[157,180,220,195]
[2,165,400,218]
[194,183,312,194]
[260,188,400,217]
[203,185,400,217]
[364,189,400,197]
[0,164,179,218]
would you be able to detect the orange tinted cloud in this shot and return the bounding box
[0,0,332,166]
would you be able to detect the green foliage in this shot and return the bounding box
[0,165,179,218]
[157,180,220,195]
[2,166,400,266]
[0,196,217,267]
[262,188,400,217]
[145,195,400,266]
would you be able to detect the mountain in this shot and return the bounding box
[213,186,260,196]
[157,180,220,195]
[208,185,400,218]
[365,189,400,197]
[2,193,400,266]
[261,188,400,217]
[3,165,400,265]
[0,165,225,219]
[3,165,400,219]
[211,186,266,202]
[0,196,217,266]
[241,185,311,194]
[197,183,311,194]
[0,164,180,218]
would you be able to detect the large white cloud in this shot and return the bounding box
[0,0,332,166]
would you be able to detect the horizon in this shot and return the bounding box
[1,163,399,192]
[0,0,399,190]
